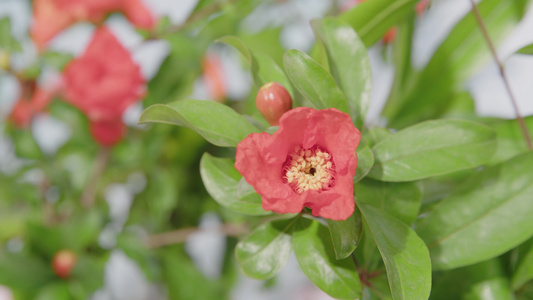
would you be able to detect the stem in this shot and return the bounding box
[469,0,533,150]
[81,147,110,207]
[146,223,248,248]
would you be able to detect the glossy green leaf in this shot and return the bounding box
[354,137,374,183]
[357,178,421,225]
[293,218,362,300]
[430,259,512,300]
[366,127,392,148]
[217,35,294,96]
[340,0,419,47]
[139,100,259,147]
[326,208,363,260]
[283,49,349,113]
[357,202,431,300]
[368,119,497,182]
[311,18,372,128]
[416,152,533,270]
[512,240,533,290]
[383,0,528,128]
[489,116,533,165]
[235,218,295,279]
[199,153,269,216]
[517,43,533,55]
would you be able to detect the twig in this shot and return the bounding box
[469,0,533,150]
[146,223,249,248]
[81,147,111,207]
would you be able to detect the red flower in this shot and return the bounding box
[9,82,57,129]
[63,27,145,146]
[235,107,360,220]
[202,53,227,102]
[31,0,155,49]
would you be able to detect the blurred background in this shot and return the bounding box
[1,0,533,299]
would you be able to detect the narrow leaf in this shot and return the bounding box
[357,178,421,225]
[416,152,533,270]
[326,208,363,260]
[199,153,269,216]
[293,218,362,300]
[283,49,349,113]
[354,136,374,183]
[368,119,497,182]
[311,18,372,128]
[139,100,259,147]
[235,218,295,279]
[340,0,419,47]
[358,202,431,300]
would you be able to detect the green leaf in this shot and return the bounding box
[35,282,71,300]
[489,116,533,165]
[354,137,374,183]
[326,208,363,260]
[235,218,295,279]
[217,36,294,96]
[0,253,54,292]
[199,153,269,216]
[430,259,513,300]
[357,202,431,300]
[357,178,421,225]
[368,119,497,182]
[283,49,349,113]
[517,44,533,55]
[139,100,259,147]
[383,0,528,128]
[311,18,372,128]
[512,240,533,290]
[293,218,361,300]
[340,0,419,47]
[366,127,393,148]
[0,17,22,52]
[416,152,533,270]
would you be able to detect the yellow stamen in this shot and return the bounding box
[283,146,335,194]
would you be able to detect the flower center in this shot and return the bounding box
[283,146,336,194]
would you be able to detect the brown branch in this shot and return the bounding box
[81,146,111,207]
[146,223,249,248]
[469,0,533,150]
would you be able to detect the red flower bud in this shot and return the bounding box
[52,250,77,279]
[255,82,292,126]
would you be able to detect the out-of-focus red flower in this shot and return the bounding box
[63,27,145,146]
[255,82,292,126]
[202,53,227,102]
[235,107,360,220]
[9,81,57,129]
[31,0,155,49]
[416,0,430,16]
[382,27,397,45]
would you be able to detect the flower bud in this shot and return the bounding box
[52,250,77,279]
[255,82,292,126]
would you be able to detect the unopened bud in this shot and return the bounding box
[255,82,292,126]
[52,250,77,279]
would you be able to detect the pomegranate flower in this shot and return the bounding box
[235,107,360,220]
[63,27,145,146]
[31,0,155,49]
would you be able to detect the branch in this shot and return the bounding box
[81,146,111,207]
[469,0,532,150]
[146,223,249,248]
